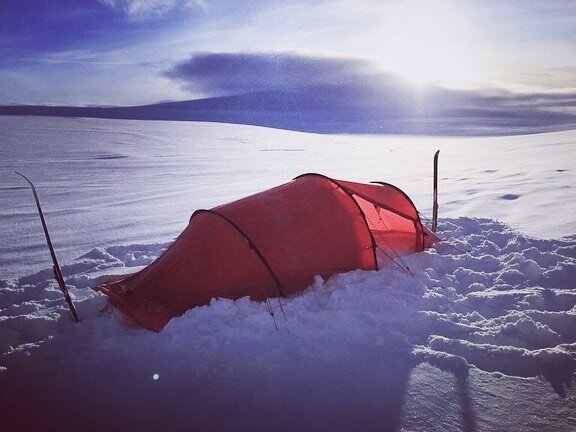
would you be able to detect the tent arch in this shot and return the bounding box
[294,173,383,270]
[190,209,287,298]
[370,181,425,251]
[369,181,420,219]
[336,179,419,222]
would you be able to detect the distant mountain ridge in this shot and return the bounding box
[2,88,575,135]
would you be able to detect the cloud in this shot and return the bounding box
[164,52,385,96]
[99,0,206,21]
[166,52,575,108]
[3,51,574,135]
[162,52,576,133]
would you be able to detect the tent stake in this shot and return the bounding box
[15,172,80,323]
[432,150,440,232]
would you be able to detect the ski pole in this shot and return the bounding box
[15,172,80,323]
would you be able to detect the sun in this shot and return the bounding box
[381,0,485,86]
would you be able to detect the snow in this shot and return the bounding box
[0,116,575,431]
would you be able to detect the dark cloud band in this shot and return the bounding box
[165,52,576,128]
[2,51,574,135]
[164,52,378,95]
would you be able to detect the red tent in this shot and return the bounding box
[97,174,438,331]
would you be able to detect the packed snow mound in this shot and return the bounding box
[1,217,575,431]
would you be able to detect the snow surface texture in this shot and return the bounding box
[1,117,575,431]
[1,116,575,280]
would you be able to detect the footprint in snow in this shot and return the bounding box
[500,194,520,200]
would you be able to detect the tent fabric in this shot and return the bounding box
[97,174,438,331]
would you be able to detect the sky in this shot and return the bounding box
[1,0,576,109]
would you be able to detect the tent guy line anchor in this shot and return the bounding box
[15,172,80,323]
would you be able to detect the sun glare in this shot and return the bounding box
[381,0,484,86]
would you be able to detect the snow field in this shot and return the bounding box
[1,217,575,430]
[1,116,575,280]
[1,117,575,430]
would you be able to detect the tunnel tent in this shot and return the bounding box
[97,173,438,331]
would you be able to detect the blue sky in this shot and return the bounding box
[1,0,575,107]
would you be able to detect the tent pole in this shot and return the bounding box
[432,150,440,232]
[15,172,80,323]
